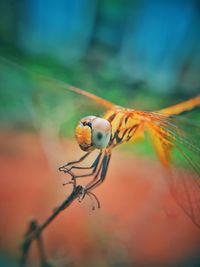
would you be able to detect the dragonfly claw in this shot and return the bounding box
[62,180,74,186]
[59,166,75,178]
[58,166,67,172]
[78,186,87,202]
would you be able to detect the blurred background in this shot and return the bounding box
[0,0,200,266]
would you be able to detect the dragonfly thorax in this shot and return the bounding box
[75,116,111,151]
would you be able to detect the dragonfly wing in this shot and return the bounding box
[145,112,200,227]
[0,56,119,110]
[167,142,200,227]
[159,95,200,115]
[38,75,119,110]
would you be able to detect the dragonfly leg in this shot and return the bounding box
[71,152,102,179]
[61,151,102,189]
[67,155,104,171]
[59,151,91,172]
[59,151,111,207]
[85,152,111,192]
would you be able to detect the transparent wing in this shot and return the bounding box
[145,112,200,227]
[0,56,118,110]
[38,75,119,110]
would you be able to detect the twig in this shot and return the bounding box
[20,185,83,267]
[35,219,50,267]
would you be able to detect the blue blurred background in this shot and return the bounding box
[0,0,199,131]
[1,0,200,92]
[0,1,200,266]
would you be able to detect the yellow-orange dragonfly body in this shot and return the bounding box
[57,82,200,228]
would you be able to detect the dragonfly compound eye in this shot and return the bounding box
[75,116,96,151]
[75,116,111,151]
[91,118,111,149]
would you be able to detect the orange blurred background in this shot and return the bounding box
[0,130,200,266]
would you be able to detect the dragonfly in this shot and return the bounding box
[56,80,200,228]
[1,56,200,227]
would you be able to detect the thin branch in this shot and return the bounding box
[35,219,50,267]
[20,185,83,267]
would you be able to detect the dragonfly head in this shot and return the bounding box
[75,116,111,151]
